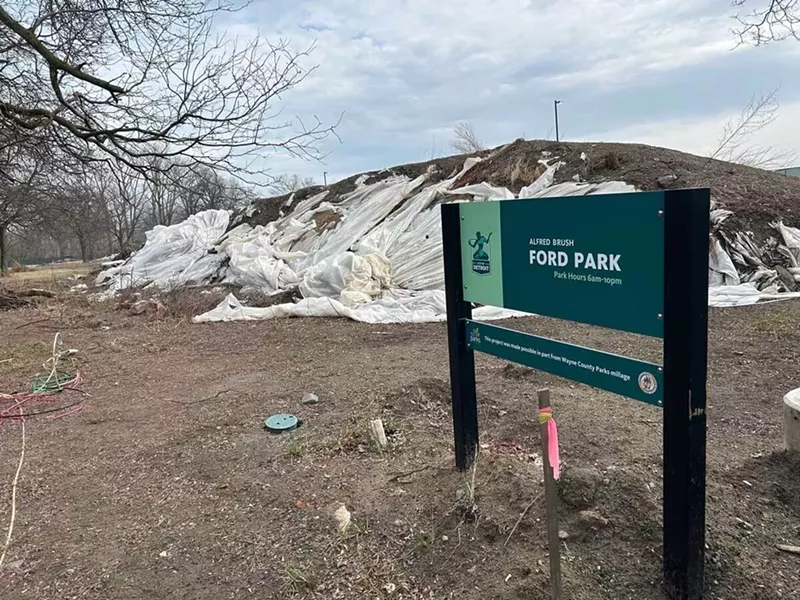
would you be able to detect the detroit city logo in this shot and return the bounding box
[469,231,492,275]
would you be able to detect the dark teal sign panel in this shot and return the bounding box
[466,320,663,406]
[460,191,665,338]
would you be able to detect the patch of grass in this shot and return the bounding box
[3,261,92,290]
[323,414,413,456]
[335,416,370,453]
[751,308,795,334]
[0,341,50,386]
[412,527,436,550]
[0,340,49,364]
[283,440,307,459]
[114,286,226,321]
[280,564,317,594]
[160,287,226,319]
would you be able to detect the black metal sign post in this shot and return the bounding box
[662,189,709,600]
[442,202,479,471]
[441,189,710,600]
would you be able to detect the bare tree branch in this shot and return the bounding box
[710,88,796,169]
[732,0,800,46]
[269,173,316,195]
[0,0,340,182]
[450,122,485,154]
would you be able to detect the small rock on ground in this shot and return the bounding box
[577,510,610,530]
[657,174,679,188]
[302,392,319,405]
[559,466,602,509]
[333,504,351,533]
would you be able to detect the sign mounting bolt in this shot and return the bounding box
[657,313,663,320]
[658,210,664,217]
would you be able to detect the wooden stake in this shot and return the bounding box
[538,388,563,600]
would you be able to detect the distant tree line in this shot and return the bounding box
[1,161,254,268]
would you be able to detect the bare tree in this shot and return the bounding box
[144,157,184,226]
[733,0,800,45]
[0,1,339,181]
[450,122,486,154]
[270,173,316,195]
[45,175,113,261]
[176,165,252,218]
[710,88,796,169]
[106,166,149,254]
[0,185,47,270]
[0,149,49,270]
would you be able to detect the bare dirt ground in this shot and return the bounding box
[1,286,800,600]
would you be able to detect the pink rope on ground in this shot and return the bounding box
[0,371,85,423]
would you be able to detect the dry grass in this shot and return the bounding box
[1,261,93,290]
[155,287,226,319]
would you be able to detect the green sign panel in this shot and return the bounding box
[460,192,665,338]
[465,320,664,406]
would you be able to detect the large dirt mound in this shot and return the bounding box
[250,139,800,241]
[98,138,800,313]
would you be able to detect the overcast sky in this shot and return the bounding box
[233,0,800,185]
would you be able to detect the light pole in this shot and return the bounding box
[323,171,328,186]
[554,100,562,142]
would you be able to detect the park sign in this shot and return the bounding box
[441,188,710,600]
[465,320,663,406]
[459,192,664,337]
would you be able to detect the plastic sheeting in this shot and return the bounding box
[531,180,636,197]
[708,282,800,307]
[193,292,526,325]
[98,149,800,323]
[774,220,800,268]
[219,224,302,291]
[709,240,741,287]
[518,161,562,197]
[707,218,800,294]
[298,251,391,303]
[446,182,515,201]
[96,209,230,292]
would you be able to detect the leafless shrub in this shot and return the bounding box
[450,122,486,154]
[710,88,796,169]
[270,174,317,195]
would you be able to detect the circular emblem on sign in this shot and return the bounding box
[638,372,658,395]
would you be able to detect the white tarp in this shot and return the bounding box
[774,220,800,267]
[192,292,526,325]
[447,182,515,201]
[98,151,800,323]
[709,240,741,287]
[708,282,800,307]
[96,210,230,292]
[518,161,562,197]
[219,223,302,292]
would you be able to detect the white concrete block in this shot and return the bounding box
[784,389,800,453]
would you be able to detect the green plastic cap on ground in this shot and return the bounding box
[264,413,298,432]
